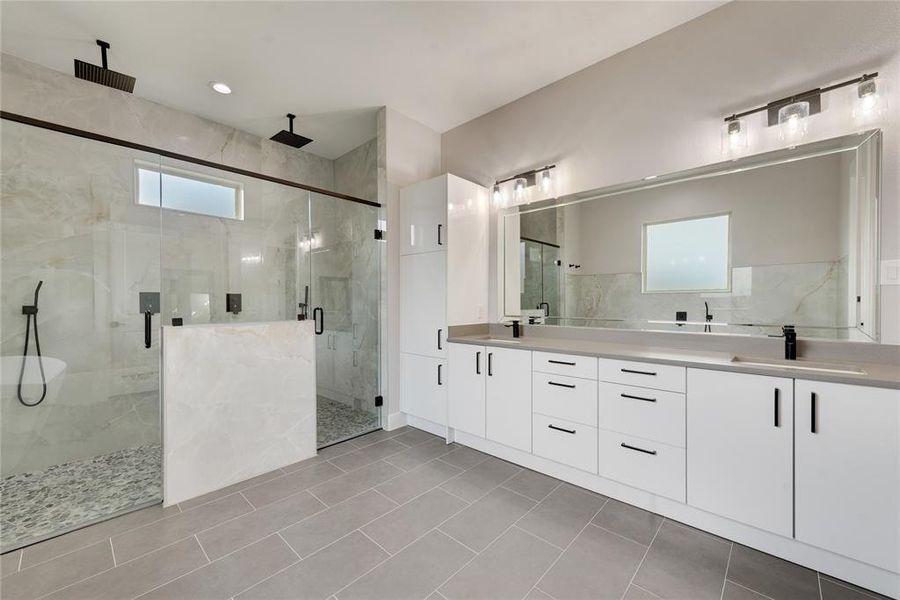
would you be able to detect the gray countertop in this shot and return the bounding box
[447,334,900,390]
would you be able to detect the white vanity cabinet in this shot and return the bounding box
[795,380,900,573]
[399,174,488,428]
[686,369,794,537]
[399,175,447,255]
[447,343,486,437]
[400,353,447,425]
[485,347,532,452]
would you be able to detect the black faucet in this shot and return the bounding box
[782,325,797,360]
[504,319,522,338]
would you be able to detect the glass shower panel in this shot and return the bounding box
[309,192,381,447]
[0,121,162,551]
[542,244,562,318]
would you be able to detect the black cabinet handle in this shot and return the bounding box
[313,307,324,335]
[621,368,656,376]
[811,392,817,433]
[438,364,442,386]
[144,311,152,349]
[548,424,576,434]
[476,351,481,375]
[548,381,576,389]
[539,301,549,317]
[488,352,493,376]
[548,359,576,366]
[774,388,781,427]
[438,328,442,350]
[438,224,443,246]
[621,393,656,403]
[621,443,657,455]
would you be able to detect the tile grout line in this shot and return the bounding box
[17,549,23,571]
[727,580,777,600]
[356,528,395,557]
[631,583,665,599]
[819,575,886,600]
[617,515,665,600]
[817,572,824,600]
[109,538,117,567]
[195,534,212,563]
[328,463,537,599]
[588,519,658,551]
[277,532,301,560]
[527,502,607,600]
[719,541,735,600]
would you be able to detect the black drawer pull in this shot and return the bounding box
[476,351,481,375]
[621,443,657,455]
[811,392,817,433]
[774,388,780,427]
[437,364,442,386]
[621,368,656,376]
[548,424,576,434]
[621,393,656,403]
[548,359,576,366]
[548,381,576,389]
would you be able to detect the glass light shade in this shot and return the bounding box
[853,78,887,123]
[721,118,748,155]
[540,169,552,193]
[492,184,503,207]
[778,101,809,144]
[514,177,527,202]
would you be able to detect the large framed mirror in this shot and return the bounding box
[502,130,881,341]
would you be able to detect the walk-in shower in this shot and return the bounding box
[0,114,382,552]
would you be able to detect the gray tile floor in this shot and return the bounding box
[0,427,890,600]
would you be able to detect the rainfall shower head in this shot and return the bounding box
[74,40,136,93]
[270,114,313,149]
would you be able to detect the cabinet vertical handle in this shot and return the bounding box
[313,307,324,335]
[438,364,442,386]
[487,352,493,376]
[811,392,817,433]
[144,311,152,349]
[773,388,780,427]
[476,351,481,375]
[437,328,443,350]
[438,224,443,246]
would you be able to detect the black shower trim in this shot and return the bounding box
[0,111,381,208]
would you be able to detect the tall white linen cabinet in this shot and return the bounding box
[399,174,489,431]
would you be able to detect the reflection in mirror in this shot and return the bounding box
[505,130,881,341]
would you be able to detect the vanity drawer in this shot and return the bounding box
[533,351,598,380]
[598,430,685,501]
[533,413,598,473]
[598,382,685,447]
[597,358,685,393]
[533,372,598,426]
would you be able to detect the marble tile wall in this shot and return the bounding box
[162,321,317,505]
[334,138,378,203]
[563,261,846,337]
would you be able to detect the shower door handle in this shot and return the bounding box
[313,307,324,335]
[539,302,549,317]
[144,311,152,349]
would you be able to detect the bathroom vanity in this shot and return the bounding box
[443,332,900,597]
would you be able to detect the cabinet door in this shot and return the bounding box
[400,176,447,255]
[448,343,486,437]
[400,353,447,426]
[686,369,793,536]
[399,252,447,358]
[796,380,900,572]
[485,347,532,452]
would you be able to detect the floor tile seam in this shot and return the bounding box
[727,579,778,600]
[719,541,735,600]
[109,538,117,567]
[436,451,492,472]
[436,463,528,505]
[587,518,661,551]
[630,583,665,599]
[426,480,566,599]
[495,483,548,506]
[356,528,394,557]
[226,555,302,600]
[510,525,568,553]
[276,532,301,560]
[522,505,605,600]
[618,516,665,600]
[17,505,187,573]
[818,572,824,600]
[659,517,732,548]
[195,534,212,563]
[533,584,559,600]
[819,575,886,600]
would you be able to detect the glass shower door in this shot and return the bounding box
[0,121,163,551]
[309,192,381,447]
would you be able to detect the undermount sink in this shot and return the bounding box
[731,356,866,375]
[480,337,522,344]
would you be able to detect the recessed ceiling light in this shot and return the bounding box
[209,81,232,95]
[643,175,658,181]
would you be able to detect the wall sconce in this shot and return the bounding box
[722,72,879,152]
[853,76,887,123]
[493,164,556,206]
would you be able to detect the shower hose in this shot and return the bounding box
[17,280,47,407]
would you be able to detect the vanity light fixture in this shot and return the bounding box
[853,76,887,121]
[722,72,879,147]
[209,81,232,95]
[721,117,748,155]
[493,165,556,205]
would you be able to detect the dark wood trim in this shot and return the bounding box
[520,235,560,249]
[1,111,381,208]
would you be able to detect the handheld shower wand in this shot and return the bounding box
[17,281,48,407]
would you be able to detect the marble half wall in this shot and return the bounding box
[162,320,316,506]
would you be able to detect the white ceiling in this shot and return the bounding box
[1,1,724,159]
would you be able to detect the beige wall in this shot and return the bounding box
[441,1,900,342]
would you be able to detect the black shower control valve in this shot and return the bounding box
[676,311,687,322]
[226,293,242,315]
[22,305,38,315]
